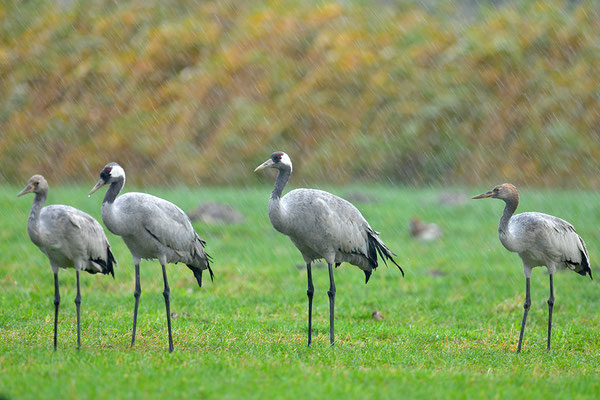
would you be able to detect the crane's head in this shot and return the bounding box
[472,183,519,201]
[17,175,48,197]
[88,162,125,196]
[254,152,293,173]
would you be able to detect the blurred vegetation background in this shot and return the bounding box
[0,0,599,187]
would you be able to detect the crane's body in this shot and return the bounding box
[101,192,209,269]
[498,211,590,278]
[28,204,114,275]
[270,188,397,276]
[90,162,212,352]
[19,175,115,350]
[256,152,403,346]
[473,183,591,353]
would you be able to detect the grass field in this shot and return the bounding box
[1,183,600,399]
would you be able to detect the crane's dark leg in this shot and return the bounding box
[131,262,141,347]
[517,277,531,354]
[327,263,336,346]
[74,270,81,350]
[53,271,60,351]
[547,274,555,352]
[161,263,174,353]
[306,262,314,347]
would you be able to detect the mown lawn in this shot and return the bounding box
[1,183,600,399]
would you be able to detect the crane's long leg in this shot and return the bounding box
[53,271,60,351]
[306,262,314,347]
[547,274,555,352]
[517,277,531,354]
[161,263,174,353]
[131,262,141,347]
[74,270,81,350]
[327,263,336,346]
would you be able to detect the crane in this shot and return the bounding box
[19,175,115,350]
[473,183,592,353]
[255,152,403,346]
[89,162,212,352]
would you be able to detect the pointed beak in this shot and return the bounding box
[88,179,106,197]
[472,191,493,199]
[17,184,34,197]
[254,159,274,172]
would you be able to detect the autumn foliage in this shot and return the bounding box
[1,0,599,187]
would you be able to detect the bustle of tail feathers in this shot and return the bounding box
[570,252,592,280]
[187,263,214,288]
[89,246,116,278]
[187,244,214,288]
[576,236,593,280]
[366,229,404,278]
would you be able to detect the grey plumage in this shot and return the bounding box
[255,152,403,346]
[270,188,402,276]
[473,183,592,353]
[18,175,115,350]
[89,162,212,352]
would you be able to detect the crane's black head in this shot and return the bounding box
[17,174,49,197]
[254,152,292,173]
[89,162,125,196]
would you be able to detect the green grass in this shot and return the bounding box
[1,183,600,399]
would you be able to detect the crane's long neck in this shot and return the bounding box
[499,196,518,235]
[268,167,291,233]
[101,177,124,234]
[27,191,47,243]
[271,168,290,200]
[103,177,124,205]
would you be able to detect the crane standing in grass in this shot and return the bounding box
[473,183,592,353]
[89,162,213,353]
[255,152,404,346]
[18,175,116,350]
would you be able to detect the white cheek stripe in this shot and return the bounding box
[111,165,125,179]
[280,153,293,171]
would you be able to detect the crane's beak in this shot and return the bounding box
[472,190,493,199]
[254,159,274,172]
[88,179,106,197]
[17,184,34,197]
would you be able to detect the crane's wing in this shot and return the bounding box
[41,205,115,276]
[288,189,403,275]
[524,212,592,278]
[545,215,591,278]
[140,197,199,251]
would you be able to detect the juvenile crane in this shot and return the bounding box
[473,183,592,353]
[18,175,115,350]
[89,162,213,352]
[255,152,404,346]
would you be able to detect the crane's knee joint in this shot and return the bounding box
[74,296,81,306]
[133,289,141,299]
[307,288,314,297]
[523,301,531,310]
[547,298,554,306]
[327,289,336,298]
[54,298,60,307]
[163,289,170,299]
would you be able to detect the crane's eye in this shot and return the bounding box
[33,182,38,186]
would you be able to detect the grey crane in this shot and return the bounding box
[473,183,592,353]
[18,175,116,350]
[255,152,404,346]
[89,162,213,352]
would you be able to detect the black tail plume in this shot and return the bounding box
[187,263,214,289]
[89,246,116,278]
[367,229,404,277]
[364,269,372,284]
